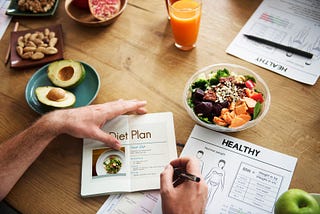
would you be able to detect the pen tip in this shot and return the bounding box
[195,177,200,182]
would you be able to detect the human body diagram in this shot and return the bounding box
[196,150,205,174]
[287,28,320,65]
[204,159,226,206]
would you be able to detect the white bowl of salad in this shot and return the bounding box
[184,63,271,132]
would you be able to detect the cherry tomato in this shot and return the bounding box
[245,80,255,90]
[250,93,264,103]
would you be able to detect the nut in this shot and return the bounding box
[26,41,36,47]
[37,32,44,40]
[24,33,31,41]
[15,28,59,61]
[31,52,45,60]
[33,38,43,46]
[21,51,33,59]
[39,43,48,47]
[23,46,36,52]
[44,28,50,36]
[36,46,46,53]
[16,46,23,56]
[29,33,38,41]
[49,37,58,47]
[48,32,55,39]
[43,47,58,55]
[17,36,25,47]
[17,0,56,13]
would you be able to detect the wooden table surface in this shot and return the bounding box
[1,0,319,213]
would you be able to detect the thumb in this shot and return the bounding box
[160,164,174,195]
[92,128,122,150]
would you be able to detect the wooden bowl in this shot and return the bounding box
[65,0,127,27]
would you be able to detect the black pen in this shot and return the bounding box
[179,171,201,182]
[244,34,313,59]
[173,168,200,187]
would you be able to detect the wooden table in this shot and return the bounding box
[1,0,319,212]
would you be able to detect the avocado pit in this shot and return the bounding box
[35,86,76,109]
[46,87,66,101]
[59,66,74,81]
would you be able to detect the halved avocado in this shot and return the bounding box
[35,86,76,108]
[48,59,86,88]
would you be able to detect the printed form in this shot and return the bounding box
[227,0,320,85]
[0,0,11,40]
[99,125,297,214]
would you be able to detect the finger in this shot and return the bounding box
[170,156,201,175]
[126,106,148,115]
[91,128,122,150]
[160,164,174,195]
[170,156,192,168]
[120,100,147,115]
[100,100,147,119]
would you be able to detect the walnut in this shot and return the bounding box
[18,0,56,13]
[203,89,217,102]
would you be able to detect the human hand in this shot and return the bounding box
[47,99,147,149]
[160,157,208,214]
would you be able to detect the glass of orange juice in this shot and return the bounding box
[168,0,202,51]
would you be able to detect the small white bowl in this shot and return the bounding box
[183,63,271,132]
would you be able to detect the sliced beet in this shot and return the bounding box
[220,100,229,109]
[192,88,205,101]
[194,102,213,116]
[211,103,223,116]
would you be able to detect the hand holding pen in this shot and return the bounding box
[173,167,201,187]
[160,157,208,214]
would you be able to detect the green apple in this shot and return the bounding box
[275,189,320,214]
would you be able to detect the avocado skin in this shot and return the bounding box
[48,59,86,89]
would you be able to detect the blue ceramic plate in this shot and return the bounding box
[25,61,100,114]
[6,0,59,16]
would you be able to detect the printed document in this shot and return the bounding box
[0,0,11,40]
[97,191,160,214]
[227,0,320,85]
[81,112,177,197]
[99,125,297,213]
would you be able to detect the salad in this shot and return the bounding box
[103,155,122,174]
[187,68,264,128]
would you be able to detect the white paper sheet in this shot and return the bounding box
[170,125,297,213]
[226,0,320,85]
[99,125,297,214]
[81,112,177,197]
[97,191,160,214]
[0,0,11,40]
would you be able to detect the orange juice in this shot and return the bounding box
[169,0,202,50]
